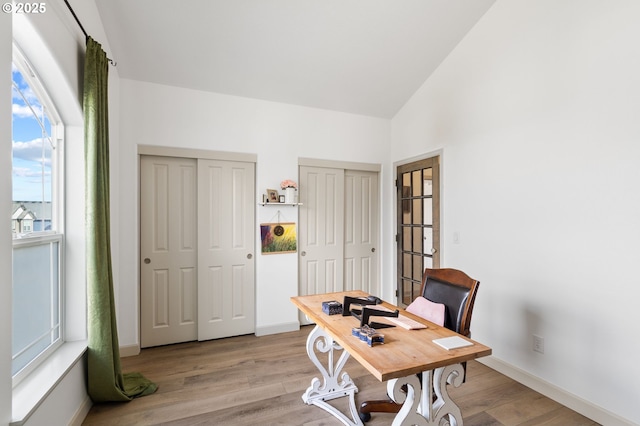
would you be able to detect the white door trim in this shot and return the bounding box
[138,145,257,163]
[298,157,381,172]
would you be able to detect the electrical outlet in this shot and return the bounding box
[533,335,544,354]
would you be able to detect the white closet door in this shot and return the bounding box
[197,159,255,340]
[344,170,379,295]
[140,156,198,347]
[299,166,345,303]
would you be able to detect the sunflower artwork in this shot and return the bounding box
[260,222,297,254]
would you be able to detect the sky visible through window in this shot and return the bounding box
[12,63,53,203]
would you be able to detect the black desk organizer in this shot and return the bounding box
[342,295,399,329]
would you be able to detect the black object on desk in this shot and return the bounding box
[342,295,382,316]
[359,306,399,329]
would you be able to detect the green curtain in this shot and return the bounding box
[84,36,157,402]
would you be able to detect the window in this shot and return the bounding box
[11,49,64,385]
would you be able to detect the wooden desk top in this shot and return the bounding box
[291,291,492,382]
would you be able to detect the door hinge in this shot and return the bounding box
[395,289,399,298]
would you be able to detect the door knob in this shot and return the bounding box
[431,248,437,254]
[301,251,306,256]
[144,258,151,264]
[247,253,253,259]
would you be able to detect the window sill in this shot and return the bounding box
[11,340,87,426]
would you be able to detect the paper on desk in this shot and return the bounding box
[386,315,427,330]
[432,336,473,350]
[365,306,427,329]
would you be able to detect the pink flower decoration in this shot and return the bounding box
[280,179,297,190]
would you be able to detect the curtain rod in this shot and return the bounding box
[63,0,117,66]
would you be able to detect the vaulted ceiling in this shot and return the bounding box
[95,0,495,118]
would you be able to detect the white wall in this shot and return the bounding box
[116,79,390,343]
[390,0,640,424]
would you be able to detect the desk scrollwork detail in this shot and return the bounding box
[388,363,465,426]
[302,325,361,425]
[303,325,355,401]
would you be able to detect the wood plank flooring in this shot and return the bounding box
[83,326,598,425]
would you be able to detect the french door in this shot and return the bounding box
[396,156,440,307]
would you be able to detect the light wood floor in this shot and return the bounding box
[83,326,598,425]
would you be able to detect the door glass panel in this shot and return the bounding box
[402,173,411,224]
[402,172,411,187]
[402,279,413,305]
[403,253,412,278]
[423,228,433,255]
[423,169,433,195]
[423,255,433,269]
[412,254,423,281]
[412,170,422,196]
[412,199,421,225]
[402,227,411,251]
[412,227,422,252]
[423,198,433,225]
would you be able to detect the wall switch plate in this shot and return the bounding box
[453,232,460,244]
[533,335,544,353]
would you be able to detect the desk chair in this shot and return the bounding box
[358,267,480,422]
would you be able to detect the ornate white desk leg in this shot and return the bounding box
[387,363,465,426]
[432,364,465,426]
[302,325,362,426]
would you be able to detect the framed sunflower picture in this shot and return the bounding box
[260,222,297,254]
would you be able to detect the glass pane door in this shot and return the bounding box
[396,156,439,306]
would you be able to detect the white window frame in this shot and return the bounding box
[11,46,66,388]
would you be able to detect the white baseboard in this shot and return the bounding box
[255,321,300,336]
[118,323,302,354]
[68,396,92,426]
[119,344,140,358]
[479,357,634,426]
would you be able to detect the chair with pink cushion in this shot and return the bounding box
[358,267,480,423]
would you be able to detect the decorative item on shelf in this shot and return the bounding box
[281,179,297,204]
[266,188,279,203]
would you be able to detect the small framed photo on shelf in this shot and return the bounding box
[267,189,279,203]
[279,195,285,203]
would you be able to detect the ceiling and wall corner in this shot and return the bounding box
[94,0,496,119]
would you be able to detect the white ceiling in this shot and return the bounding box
[95,0,495,119]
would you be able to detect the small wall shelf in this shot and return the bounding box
[258,202,302,206]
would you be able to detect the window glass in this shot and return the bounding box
[12,62,54,235]
[11,56,63,382]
